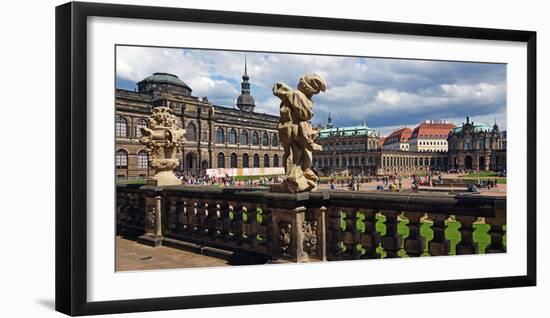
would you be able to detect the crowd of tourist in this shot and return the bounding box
[177,174,284,188]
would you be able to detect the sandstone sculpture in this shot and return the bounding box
[272,74,326,193]
[139,106,185,186]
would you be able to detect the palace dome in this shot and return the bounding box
[237,94,255,107]
[139,73,192,90]
[137,72,192,96]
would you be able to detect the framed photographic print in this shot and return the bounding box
[55,1,536,316]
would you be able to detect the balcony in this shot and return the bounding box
[116,185,505,264]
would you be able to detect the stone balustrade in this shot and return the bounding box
[116,184,506,263]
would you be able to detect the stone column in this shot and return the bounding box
[138,187,163,247]
[271,206,307,262]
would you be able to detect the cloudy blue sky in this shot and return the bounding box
[116,46,507,136]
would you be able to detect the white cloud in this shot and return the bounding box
[116,45,507,129]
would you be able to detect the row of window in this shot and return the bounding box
[217,153,279,168]
[322,140,379,147]
[215,127,278,146]
[315,156,376,167]
[451,139,490,150]
[382,156,448,167]
[418,140,447,146]
[115,116,280,147]
[115,149,280,170]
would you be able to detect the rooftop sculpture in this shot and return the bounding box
[271,74,327,193]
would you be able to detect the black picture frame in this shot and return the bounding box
[55,1,537,316]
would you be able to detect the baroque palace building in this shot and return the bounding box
[115,61,284,179]
[448,117,506,171]
[313,116,506,176]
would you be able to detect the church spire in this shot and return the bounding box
[326,106,333,128]
[236,54,255,112]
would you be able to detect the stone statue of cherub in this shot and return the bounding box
[272,74,326,193]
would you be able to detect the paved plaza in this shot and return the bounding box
[316,172,506,196]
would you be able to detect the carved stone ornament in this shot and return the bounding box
[302,220,318,256]
[271,74,326,193]
[140,106,185,186]
[278,221,292,256]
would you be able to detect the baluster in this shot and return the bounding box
[455,215,476,255]
[445,215,461,255]
[190,201,200,235]
[326,208,343,261]
[420,213,433,256]
[358,209,380,259]
[227,204,236,241]
[350,211,367,259]
[177,199,189,234]
[428,213,450,256]
[404,212,423,257]
[249,207,261,249]
[473,217,490,253]
[397,213,409,257]
[241,206,251,247]
[261,207,273,256]
[375,212,387,258]
[232,205,244,244]
[214,203,223,239]
[199,202,209,236]
[339,210,354,260]
[116,193,125,234]
[166,196,177,231]
[205,202,218,240]
[380,210,400,258]
[485,208,506,253]
[137,195,147,229]
[126,194,136,227]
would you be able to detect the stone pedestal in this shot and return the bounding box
[138,194,163,247]
[146,169,181,186]
[271,206,326,263]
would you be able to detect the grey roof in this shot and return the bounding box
[237,94,255,107]
[138,72,192,91]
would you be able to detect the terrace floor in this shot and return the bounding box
[115,236,229,271]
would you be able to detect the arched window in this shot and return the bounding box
[115,116,127,137]
[186,122,197,141]
[228,129,237,145]
[253,154,260,168]
[264,154,270,167]
[217,152,225,168]
[348,158,353,166]
[273,154,279,167]
[272,133,279,146]
[262,132,269,146]
[230,153,238,168]
[115,149,128,168]
[242,153,249,168]
[240,130,249,145]
[252,131,260,145]
[216,127,225,144]
[137,150,148,170]
[135,118,147,138]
